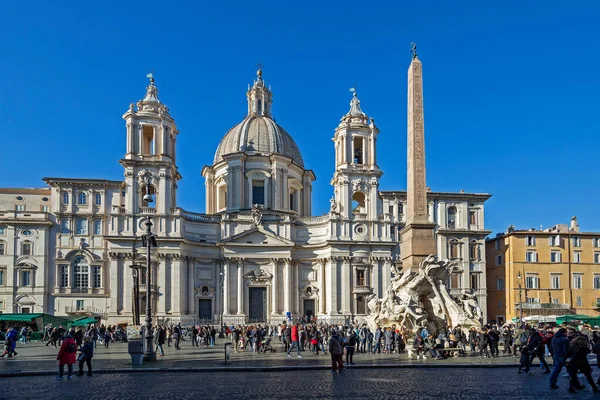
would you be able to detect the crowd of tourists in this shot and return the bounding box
[2,317,599,393]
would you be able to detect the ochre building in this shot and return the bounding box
[486,217,600,324]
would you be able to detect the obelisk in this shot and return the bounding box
[400,46,437,269]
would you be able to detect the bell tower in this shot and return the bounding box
[120,74,181,216]
[330,91,382,220]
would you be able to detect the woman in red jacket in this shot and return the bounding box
[56,334,77,379]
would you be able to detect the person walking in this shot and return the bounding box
[283,324,291,353]
[77,337,94,377]
[191,326,199,347]
[502,325,513,355]
[527,328,550,374]
[232,326,240,353]
[488,327,499,357]
[286,323,302,358]
[103,329,111,348]
[155,325,166,356]
[565,335,599,394]
[549,328,569,389]
[56,334,77,379]
[478,328,490,358]
[329,329,344,373]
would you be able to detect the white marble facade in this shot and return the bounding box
[0,66,491,325]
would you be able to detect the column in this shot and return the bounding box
[294,261,300,314]
[54,264,60,289]
[187,257,194,316]
[319,260,326,314]
[271,259,278,315]
[223,259,230,315]
[237,259,244,315]
[137,125,143,156]
[327,258,338,314]
[284,259,291,313]
[372,259,380,297]
[382,258,391,293]
[341,257,351,314]
[157,259,167,314]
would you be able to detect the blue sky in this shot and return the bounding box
[1,1,599,235]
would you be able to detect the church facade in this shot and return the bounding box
[0,59,491,325]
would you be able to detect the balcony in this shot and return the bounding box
[352,285,372,294]
[140,207,156,215]
[65,306,107,319]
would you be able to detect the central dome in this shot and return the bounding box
[213,70,304,167]
[214,116,304,167]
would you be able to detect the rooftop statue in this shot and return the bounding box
[365,255,482,334]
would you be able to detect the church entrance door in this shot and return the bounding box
[303,299,315,319]
[198,299,212,320]
[248,287,267,322]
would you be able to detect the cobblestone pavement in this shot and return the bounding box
[0,339,537,374]
[3,368,600,400]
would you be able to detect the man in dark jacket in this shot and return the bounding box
[549,328,569,389]
[329,329,344,372]
[527,328,550,374]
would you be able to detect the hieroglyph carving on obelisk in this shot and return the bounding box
[406,57,429,225]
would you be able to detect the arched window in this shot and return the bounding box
[447,206,457,229]
[352,192,366,214]
[141,185,156,209]
[77,192,87,205]
[95,193,102,206]
[353,137,364,164]
[63,192,69,204]
[72,256,89,289]
[21,240,32,256]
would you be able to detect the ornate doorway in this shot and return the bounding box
[303,299,315,319]
[248,287,267,322]
[198,299,212,320]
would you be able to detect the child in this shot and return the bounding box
[518,345,531,374]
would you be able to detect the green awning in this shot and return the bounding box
[71,317,98,326]
[0,313,44,322]
[556,314,594,324]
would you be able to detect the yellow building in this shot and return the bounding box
[486,217,600,324]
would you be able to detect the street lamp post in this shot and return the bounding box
[129,264,142,326]
[218,269,225,338]
[517,271,524,323]
[142,216,158,361]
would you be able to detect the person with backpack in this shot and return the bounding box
[453,325,466,355]
[56,334,77,379]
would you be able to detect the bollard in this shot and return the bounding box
[224,342,233,363]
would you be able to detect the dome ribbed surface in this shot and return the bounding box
[214,116,304,167]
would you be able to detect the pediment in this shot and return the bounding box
[221,226,294,247]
